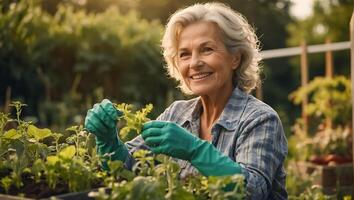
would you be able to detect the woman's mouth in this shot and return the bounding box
[190,72,213,80]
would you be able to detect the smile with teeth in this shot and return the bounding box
[190,72,213,80]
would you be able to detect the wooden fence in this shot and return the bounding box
[259,39,350,133]
[258,11,354,178]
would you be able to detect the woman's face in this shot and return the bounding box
[176,21,240,96]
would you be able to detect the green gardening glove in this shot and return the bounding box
[141,121,242,176]
[85,99,128,170]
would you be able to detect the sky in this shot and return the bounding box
[290,0,313,19]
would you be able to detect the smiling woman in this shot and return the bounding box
[162,3,261,95]
[176,21,240,98]
[85,2,288,200]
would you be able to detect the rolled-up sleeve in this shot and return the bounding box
[235,112,287,199]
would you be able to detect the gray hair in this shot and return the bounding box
[161,2,262,94]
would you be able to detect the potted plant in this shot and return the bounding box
[289,76,353,195]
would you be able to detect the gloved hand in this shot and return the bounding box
[141,121,242,176]
[85,99,128,169]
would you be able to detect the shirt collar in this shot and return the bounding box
[180,87,249,131]
[216,87,249,130]
[179,97,201,126]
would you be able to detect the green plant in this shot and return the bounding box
[0,102,57,191]
[289,76,351,127]
[66,125,88,157]
[287,76,353,199]
[0,101,106,197]
[0,176,13,194]
[132,149,155,176]
[289,185,335,200]
[89,150,246,200]
[91,103,246,200]
[115,103,153,141]
[0,101,246,199]
[1,0,169,126]
[286,159,317,197]
[45,145,94,192]
[289,76,352,160]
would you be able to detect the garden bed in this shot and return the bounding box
[0,102,246,200]
[296,161,353,195]
[0,190,94,200]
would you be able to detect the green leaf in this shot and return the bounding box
[116,103,153,141]
[3,129,21,139]
[130,176,165,200]
[108,160,124,172]
[66,126,78,132]
[47,155,59,165]
[171,187,195,200]
[78,147,87,156]
[1,176,13,193]
[58,145,76,159]
[27,125,52,141]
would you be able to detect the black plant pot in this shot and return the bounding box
[46,190,95,200]
[47,187,111,200]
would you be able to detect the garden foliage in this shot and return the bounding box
[0,0,172,127]
[290,76,351,126]
[0,101,245,199]
[289,76,352,159]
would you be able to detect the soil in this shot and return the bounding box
[0,172,69,199]
[0,171,103,199]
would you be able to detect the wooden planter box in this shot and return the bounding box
[297,161,354,195]
[0,194,34,200]
[0,186,113,200]
[0,189,95,200]
[47,190,95,200]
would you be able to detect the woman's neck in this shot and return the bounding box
[200,86,234,129]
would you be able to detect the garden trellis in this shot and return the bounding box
[258,11,354,179]
[259,39,350,131]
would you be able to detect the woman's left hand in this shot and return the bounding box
[141,121,200,161]
[142,121,242,176]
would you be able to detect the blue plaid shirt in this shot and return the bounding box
[125,87,288,199]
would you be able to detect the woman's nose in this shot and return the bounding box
[189,53,203,69]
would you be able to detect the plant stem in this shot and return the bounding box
[165,157,174,200]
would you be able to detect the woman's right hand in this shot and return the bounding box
[85,99,128,169]
[85,99,123,142]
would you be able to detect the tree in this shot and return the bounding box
[287,0,353,76]
[0,0,296,132]
[0,0,169,128]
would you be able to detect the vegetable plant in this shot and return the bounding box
[0,101,246,199]
[0,101,105,197]
[289,76,352,163]
[115,103,153,141]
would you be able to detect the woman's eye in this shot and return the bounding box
[202,47,213,52]
[179,52,188,58]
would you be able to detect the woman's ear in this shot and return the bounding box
[231,51,241,70]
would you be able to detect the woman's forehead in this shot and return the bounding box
[177,21,223,48]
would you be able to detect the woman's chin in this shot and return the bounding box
[190,87,214,96]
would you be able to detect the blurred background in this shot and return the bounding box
[0,0,351,131]
[0,0,353,197]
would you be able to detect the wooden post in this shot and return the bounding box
[325,37,334,78]
[350,11,354,178]
[301,41,309,134]
[325,38,333,129]
[4,86,11,113]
